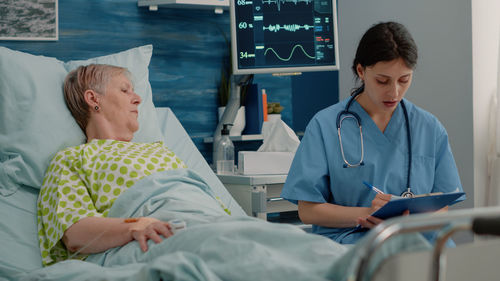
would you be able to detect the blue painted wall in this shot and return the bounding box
[291,71,339,135]
[1,0,338,163]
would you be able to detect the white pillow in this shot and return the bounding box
[0,45,163,196]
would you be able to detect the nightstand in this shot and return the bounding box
[217,174,297,220]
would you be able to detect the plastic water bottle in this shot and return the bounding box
[216,124,235,175]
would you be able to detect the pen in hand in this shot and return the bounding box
[356,182,389,229]
[363,181,385,194]
[363,182,402,199]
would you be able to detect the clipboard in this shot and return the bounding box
[370,192,465,220]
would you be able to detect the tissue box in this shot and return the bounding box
[238,151,295,175]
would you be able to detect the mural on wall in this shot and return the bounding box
[0,0,58,40]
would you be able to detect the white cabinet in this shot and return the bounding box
[217,174,296,219]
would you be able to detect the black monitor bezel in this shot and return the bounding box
[230,0,340,75]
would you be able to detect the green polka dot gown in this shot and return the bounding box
[37,139,187,266]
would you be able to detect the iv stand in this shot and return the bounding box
[212,74,252,167]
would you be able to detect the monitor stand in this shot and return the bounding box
[212,74,253,165]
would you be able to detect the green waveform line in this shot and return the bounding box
[263,44,315,61]
[262,0,312,12]
[263,24,313,32]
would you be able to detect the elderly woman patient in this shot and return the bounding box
[38,64,187,265]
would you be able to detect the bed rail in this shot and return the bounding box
[350,206,500,281]
[431,215,500,281]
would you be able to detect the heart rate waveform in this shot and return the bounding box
[263,23,314,33]
[261,0,312,11]
[263,44,315,62]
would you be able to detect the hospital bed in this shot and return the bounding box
[1,45,500,281]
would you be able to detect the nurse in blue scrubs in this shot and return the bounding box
[281,22,465,244]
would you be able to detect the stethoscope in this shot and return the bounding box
[336,86,415,198]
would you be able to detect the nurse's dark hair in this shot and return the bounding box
[351,21,418,94]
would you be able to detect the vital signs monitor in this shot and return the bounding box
[230,0,339,74]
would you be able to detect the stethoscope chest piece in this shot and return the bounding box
[400,188,415,198]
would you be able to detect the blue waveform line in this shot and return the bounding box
[263,24,314,32]
[263,44,315,61]
[261,0,312,12]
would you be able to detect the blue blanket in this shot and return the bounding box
[19,169,430,281]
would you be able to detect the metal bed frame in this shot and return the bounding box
[350,206,500,281]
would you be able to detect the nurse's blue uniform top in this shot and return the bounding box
[281,97,465,244]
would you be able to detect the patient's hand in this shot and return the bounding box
[129,217,173,252]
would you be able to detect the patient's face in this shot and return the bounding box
[99,73,141,137]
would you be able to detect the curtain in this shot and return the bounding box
[486,36,500,206]
[487,92,500,206]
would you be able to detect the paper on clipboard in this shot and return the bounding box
[370,192,465,220]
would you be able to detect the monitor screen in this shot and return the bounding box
[230,0,339,75]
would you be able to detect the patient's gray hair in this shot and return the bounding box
[63,64,131,132]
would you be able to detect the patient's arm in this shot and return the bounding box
[62,216,173,254]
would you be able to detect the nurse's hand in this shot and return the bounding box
[371,193,392,211]
[356,194,392,229]
[357,215,383,229]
